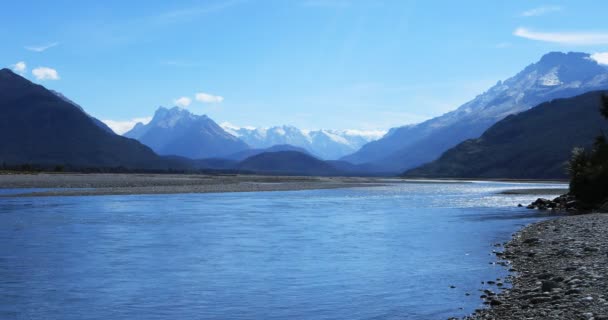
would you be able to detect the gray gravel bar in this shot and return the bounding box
[466,214,608,320]
[0,173,387,197]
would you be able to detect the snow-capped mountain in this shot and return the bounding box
[222,124,385,160]
[124,107,249,159]
[343,51,608,172]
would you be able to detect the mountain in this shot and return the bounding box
[50,90,116,134]
[405,91,608,179]
[0,68,172,169]
[124,107,249,159]
[225,144,311,161]
[237,151,341,176]
[223,124,384,159]
[343,52,608,172]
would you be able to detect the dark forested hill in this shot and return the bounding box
[237,151,341,176]
[405,91,608,179]
[0,68,174,170]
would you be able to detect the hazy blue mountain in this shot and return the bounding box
[124,107,249,159]
[343,52,608,172]
[225,144,311,161]
[405,91,608,179]
[0,68,172,169]
[237,151,341,176]
[223,124,384,159]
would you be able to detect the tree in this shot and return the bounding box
[601,94,608,119]
[568,94,608,209]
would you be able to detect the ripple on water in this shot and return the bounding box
[0,181,566,320]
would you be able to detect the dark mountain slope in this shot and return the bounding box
[225,144,311,161]
[405,91,608,179]
[0,68,173,169]
[237,151,341,176]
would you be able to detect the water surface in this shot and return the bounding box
[0,181,565,319]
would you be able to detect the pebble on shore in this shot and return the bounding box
[464,214,608,320]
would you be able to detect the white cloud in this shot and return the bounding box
[495,42,512,49]
[174,96,192,107]
[25,42,59,52]
[11,61,27,74]
[521,6,562,17]
[590,52,608,65]
[341,129,387,139]
[32,67,60,80]
[220,122,256,131]
[220,121,240,130]
[513,27,608,45]
[195,92,224,103]
[102,116,153,135]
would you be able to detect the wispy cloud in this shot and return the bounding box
[520,5,562,17]
[301,0,350,8]
[156,0,244,23]
[25,42,59,52]
[514,27,608,45]
[174,96,192,107]
[32,67,60,80]
[11,61,27,74]
[590,52,608,65]
[196,92,224,103]
[495,42,512,49]
[102,117,153,135]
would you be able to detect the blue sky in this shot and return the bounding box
[3,0,608,133]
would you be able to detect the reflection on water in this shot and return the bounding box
[0,181,565,320]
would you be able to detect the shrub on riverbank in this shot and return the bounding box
[568,95,608,209]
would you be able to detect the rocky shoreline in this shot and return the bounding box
[465,213,608,320]
[521,194,582,213]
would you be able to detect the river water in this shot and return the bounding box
[0,181,565,319]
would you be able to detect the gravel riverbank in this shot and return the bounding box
[467,213,608,320]
[0,173,388,197]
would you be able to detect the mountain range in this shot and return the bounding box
[121,107,384,160]
[0,70,359,176]
[405,90,608,179]
[124,107,249,159]
[4,51,608,179]
[222,124,384,160]
[343,52,608,173]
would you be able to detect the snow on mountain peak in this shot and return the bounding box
[219,123,386,159]
[539,68,562,86]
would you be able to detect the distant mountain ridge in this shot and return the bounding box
[237,151,341,176]
[343,52,608,172]
[225,144,312,161]
[222,124,384,160]
[124,107,249,159]
[405,90,608,179]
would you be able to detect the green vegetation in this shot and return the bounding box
[568,95,608,209]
